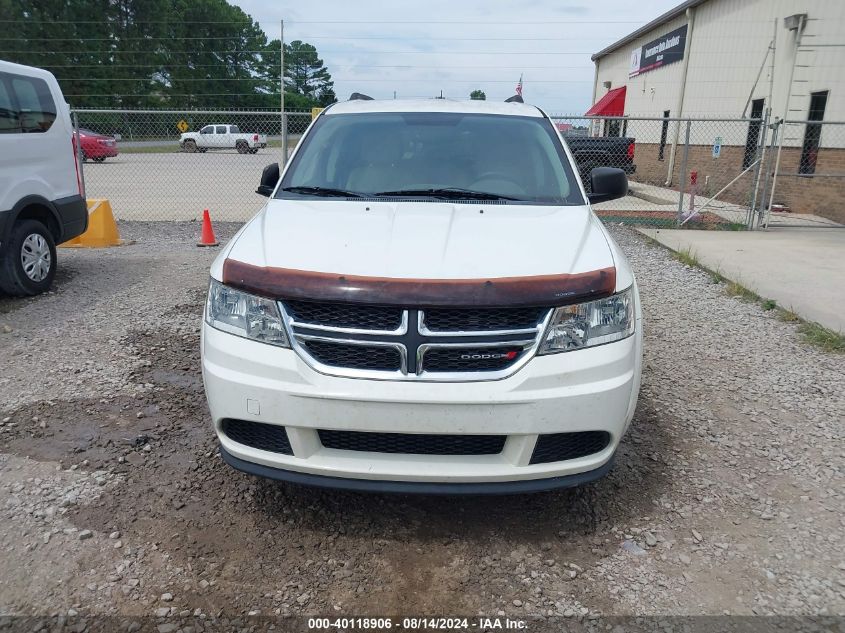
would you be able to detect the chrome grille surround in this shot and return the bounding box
[280,302,553,382]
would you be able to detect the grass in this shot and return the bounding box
[725,280,759,302]
[118,145,180,154]
[642,235,843,354]
[673,247,700,267]
[797,322,845,353]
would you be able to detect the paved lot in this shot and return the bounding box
[0,224,842,628]
[83,151,287,222]
[84,151,693,224]
[640,227,845,332]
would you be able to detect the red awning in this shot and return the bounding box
[585,86,626,117]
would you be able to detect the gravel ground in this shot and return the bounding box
[0,223,842,629]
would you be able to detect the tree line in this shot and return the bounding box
[0,0,336,110]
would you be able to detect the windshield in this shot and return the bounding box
[277,112,584,205]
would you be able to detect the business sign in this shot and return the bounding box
[629,24,688,78]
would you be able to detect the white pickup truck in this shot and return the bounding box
[179,124,267,154]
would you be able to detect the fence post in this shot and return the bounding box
[747,110,770,229]
[757,118,780,228]
[72,110,86,200]
[676,119,692,226]
[282,112,289,163]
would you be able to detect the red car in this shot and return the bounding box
[78,128,119,162]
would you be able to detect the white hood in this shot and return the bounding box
[222,199,616,281]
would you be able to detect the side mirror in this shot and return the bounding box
[256,163,280,197]
[587,167,628,204]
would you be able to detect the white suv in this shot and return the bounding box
[0,60,87,295]
[201,98,642,493]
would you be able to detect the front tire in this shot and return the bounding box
[184,139,197,153]
[0,219,57,296]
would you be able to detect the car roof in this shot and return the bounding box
[325,98,543,118]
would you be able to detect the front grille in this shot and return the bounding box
[286,300,403,331]
[318,430,506,455]
[221,419,293,455]
[529,431,611,464]
[285,302,549,380]
[423,347,524,372]
[423,307,546,332]
[301,339,402,371]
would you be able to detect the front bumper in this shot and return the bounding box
[201,320,642,490]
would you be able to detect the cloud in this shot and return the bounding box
[234,0,680,111]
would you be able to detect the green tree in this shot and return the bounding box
[284,40,335,106]
[0,0,335,110]
[470,90,486,100]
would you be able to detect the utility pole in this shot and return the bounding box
[280,20,287,162]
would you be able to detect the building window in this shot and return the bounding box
[604,118,622,137]
[799,90,828,175]
[743,99,764,169]
[658,110,670,160]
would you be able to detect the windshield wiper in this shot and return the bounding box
[373,187,519,201]
[281,186,363,198]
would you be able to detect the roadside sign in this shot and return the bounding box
[177,119,189,133]
[712,136,722,158]
[311,107,324,120]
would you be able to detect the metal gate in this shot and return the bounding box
[756,119,845,229]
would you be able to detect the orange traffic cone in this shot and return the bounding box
[197,208,219,247]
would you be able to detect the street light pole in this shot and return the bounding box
[280,20,287,162]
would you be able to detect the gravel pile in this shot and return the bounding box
[0,222,842,621]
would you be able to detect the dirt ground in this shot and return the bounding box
[0,222,842,632]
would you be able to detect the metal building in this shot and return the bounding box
[587,0,845,223]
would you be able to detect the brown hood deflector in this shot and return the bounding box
[222,259,616,307]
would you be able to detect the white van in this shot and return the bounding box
[0,60,87,296]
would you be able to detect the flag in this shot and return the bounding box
[516,74,523,97]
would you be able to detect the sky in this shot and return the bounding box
[232,0,683,113]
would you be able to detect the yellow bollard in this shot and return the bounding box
[60,199,124,248]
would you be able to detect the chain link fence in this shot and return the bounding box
[760,120,845,228]
[71,109,844,229]
[73,109,313,221]
[551,115,771,230]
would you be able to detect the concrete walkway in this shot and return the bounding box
[638,227,845,332]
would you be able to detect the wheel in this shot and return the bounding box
[183,139,197,153]
[198,148,207,153]
[0,219,57,296]
[236,140,248,154]
[93,156,106,163]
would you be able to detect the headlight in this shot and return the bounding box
[205,279,289,348]
[539,286,635,354]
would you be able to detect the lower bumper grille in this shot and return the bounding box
[221,419,293,455]
[318,430,506,455]
[529,431,610,464]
